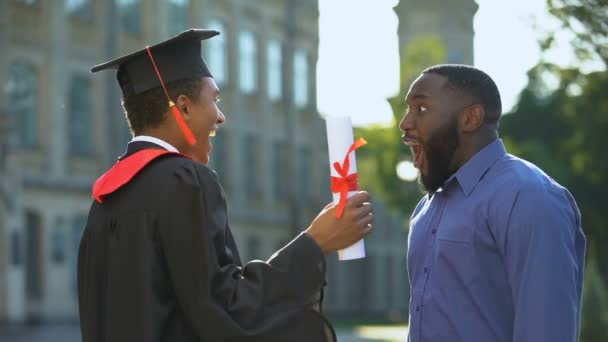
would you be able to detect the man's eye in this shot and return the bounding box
[214,97,221,103]
[419,106,428,112]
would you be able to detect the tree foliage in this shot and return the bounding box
[545,0,608,66]
[580,256,608,342]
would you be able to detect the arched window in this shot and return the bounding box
[117,0,141,35]
[267,39,282,101]
[293,49,309,109]
[239,31,257,94]
[68,75,93,155]
[7,61,38,147]
[205,19,227,85]
[168,0,189,36]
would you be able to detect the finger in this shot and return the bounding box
[359,223,374,237]
[358,213,374,230]
[354,202,373,218]
[346,191,370,207]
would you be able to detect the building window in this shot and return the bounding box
[117,0,141,35]
[243,135,259,198]
[297,146,311,200]
[68,75,93,155]
[271,141,287,200]
[25,210,43,300]
[238,31,257,94]
[205,19,227,85]
[51,226,66,264]
[267,40,282,101]
[10,231,21,266]
[168,0,189,36]
[293,49,309,109]
[65,0,93,19]
[16,0,37,5]
[7,61,38,147]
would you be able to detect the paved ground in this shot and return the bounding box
[0,324,408,342]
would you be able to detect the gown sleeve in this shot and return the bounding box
[156,162,336,341]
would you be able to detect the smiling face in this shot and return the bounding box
[399,72,465,193]
[181,77,225,164]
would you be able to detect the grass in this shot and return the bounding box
[333,319,408,342]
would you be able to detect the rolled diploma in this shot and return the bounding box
[325,116,366,260]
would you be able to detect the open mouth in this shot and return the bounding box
[402,135,424,169]
[208,130,216,153]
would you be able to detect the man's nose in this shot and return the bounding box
[399,111,414,132]
[217,111,226,125]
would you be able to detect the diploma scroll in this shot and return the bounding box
[325,116,366,261]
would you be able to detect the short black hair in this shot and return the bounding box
[121,77,203,135]
[423,64,502,124]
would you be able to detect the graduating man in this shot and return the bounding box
[78,29,374,342]
[400,64,585,342]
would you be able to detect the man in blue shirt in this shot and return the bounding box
[400,64,586,342]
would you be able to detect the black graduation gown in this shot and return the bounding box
[78,141,336,342]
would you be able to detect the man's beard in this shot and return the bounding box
[418,115,460,194]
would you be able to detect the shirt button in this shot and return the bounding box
[432,229,437,234]
[424,267,429,273]
[416,306,420,312]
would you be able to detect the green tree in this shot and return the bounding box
[545,0,608,66]
[580,255,608,342]
[355,36,447,216]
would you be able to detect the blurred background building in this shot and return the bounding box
[395,0,477,66]
[0,0,475,325]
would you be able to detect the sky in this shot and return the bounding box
[316,0,601,127]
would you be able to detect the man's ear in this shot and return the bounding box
[175,94,190,118]
[461,104,485,133]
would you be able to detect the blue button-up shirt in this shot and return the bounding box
[407,139,586,342]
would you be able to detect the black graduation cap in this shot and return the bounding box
[91,29,219,97]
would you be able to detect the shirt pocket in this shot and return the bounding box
[433,222,480,288]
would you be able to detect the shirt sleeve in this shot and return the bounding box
[157,162,335,342]
[501,183,585,342]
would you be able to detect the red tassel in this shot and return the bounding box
[170,104,197,146]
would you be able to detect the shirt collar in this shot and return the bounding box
[130,135,179,153]
[445,139,506,196]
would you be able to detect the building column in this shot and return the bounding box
[284,0,300,235]
[258,10,272,209]
[227,1,243,210]
[100,0,122,167]
[0,0,9,322]
[45,1,68,177]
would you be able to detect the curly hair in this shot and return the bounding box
[121,77,203,135]
[423,64,502,124]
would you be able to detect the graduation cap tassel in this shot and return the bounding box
[169,102,197,145]
[145,47,197,146]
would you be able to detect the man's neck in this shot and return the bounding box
[452,133,498,172]
[131,135,179,152]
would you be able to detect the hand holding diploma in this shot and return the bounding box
[326,116,369,260]
[305,116,373,259]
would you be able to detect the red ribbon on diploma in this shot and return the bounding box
[331,138,368,218]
